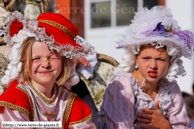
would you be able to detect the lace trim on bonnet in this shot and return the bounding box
[1,11,95,58]
[0,11,96,87]
[115,6,194,82]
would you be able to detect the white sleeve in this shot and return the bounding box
[0,107,29,121]
[0,107,30,129]
[68,119,96,129]
[75,35,97,79]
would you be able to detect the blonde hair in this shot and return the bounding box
[20,37,35,82]
[56,57,71,85]
[19,37,71,85]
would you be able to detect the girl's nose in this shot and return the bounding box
[41,59,50,68]
[150,59,157,69]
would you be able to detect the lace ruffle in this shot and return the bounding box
[0,11,96,59]
[130,74,174,116]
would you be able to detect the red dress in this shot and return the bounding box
[0,81,94,128]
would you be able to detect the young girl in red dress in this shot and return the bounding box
[0,11,96,129]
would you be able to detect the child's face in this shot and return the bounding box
[136,45,170,84]
[30,42,62,86]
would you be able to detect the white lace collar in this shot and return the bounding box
[130,74,175,116]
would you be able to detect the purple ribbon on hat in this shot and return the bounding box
[142,22,194,50]
[142,22,173,37]
[153,22,166,31]
[174,30,194,49]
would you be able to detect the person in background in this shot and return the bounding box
[98,6,193,129]
[0,0,4,7]
[182,92,194,129]
[3,0,59,19]
[0,11,96,128]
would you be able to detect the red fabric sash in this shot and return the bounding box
[63,86,92,128]
[0,81,31,116]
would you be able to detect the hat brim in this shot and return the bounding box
[118,36,190,58]
[38,22,82,49]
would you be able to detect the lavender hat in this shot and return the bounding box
[116,6,194,82]
[117,6,194,59]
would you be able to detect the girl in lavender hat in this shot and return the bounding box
[98,6,194,129]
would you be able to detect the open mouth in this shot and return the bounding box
[148,71,157,78]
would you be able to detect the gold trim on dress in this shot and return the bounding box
[63,93,77,127]
[38,20,76,40]
[30,82,58,104]
[16,86,35,121]
[0,101,29,116]
[68,113,92,126]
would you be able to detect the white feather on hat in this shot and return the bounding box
[116,6,194,82]
[117,6,194,59]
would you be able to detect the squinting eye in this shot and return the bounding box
[32,58,40,61]
[142,57,149,60]
[158,59,165,61]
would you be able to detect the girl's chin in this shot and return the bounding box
[40,80,55,84]
[145,77,160,84]
[32,79,55,86]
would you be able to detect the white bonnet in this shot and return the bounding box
[116,6,194,82]
[117,6,194,59]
